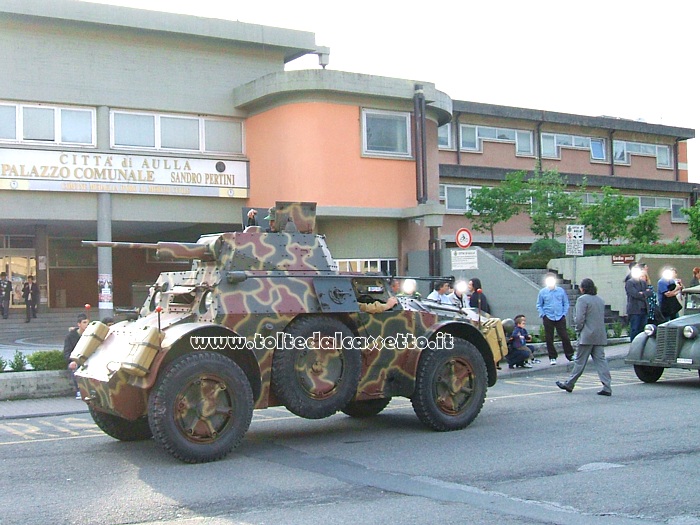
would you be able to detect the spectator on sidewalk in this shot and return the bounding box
[0,272,11,319]
[506,314,539,368]
[22,276,39,323]
[658,268,683,322]
[467,278,491,314]
[625,264,653,342]
[556,278,612,396]
[64,313,89,399]
[536,273,575,365]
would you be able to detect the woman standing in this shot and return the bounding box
[555,278,612,396]
[467,278,491,314]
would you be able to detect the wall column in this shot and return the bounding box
[34,224,48,313]
[96,106,113,319]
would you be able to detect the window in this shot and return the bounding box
[637,195,687,222]
[0,102,94,146]
[613,140,672,168]
[580,192,603,205]
[161,116,199,150]
[113,113,155,148]
[461,125,477,150]
[671,198,688,222]
[111,110,244,154]
[460,124,533,156]
[541,133,606,161]
[0,104,16,139]
[205,119,243,154]
[336,258,398,276]
[438,123,452,149]
[442,184,481,212]
[362,109,411,157]
[23,107,54,141]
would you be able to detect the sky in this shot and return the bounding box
[81,0,698,181]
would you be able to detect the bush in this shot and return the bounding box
[27,350,66,371]
[585,240,700,256]
[9,350,28,372]
[530,238,565,257]
[513,253,554,269]
[0,356,7,372]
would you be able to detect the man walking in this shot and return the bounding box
[22,275,39,322]
[537,273,575,365]
[556,278,612,396]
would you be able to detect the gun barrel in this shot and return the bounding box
[82,241,159,249]
[82,241,210,260]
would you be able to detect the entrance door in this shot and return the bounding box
[0,254,36,308]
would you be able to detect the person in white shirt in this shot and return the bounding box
[427,281,452,305]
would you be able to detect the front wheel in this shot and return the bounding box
[633,364,664,383]
[148,352,253,463]
[89,406,152,441]
[411,336,487,431]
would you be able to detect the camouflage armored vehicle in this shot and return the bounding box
[74,202,507,463]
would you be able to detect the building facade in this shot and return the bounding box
[0,0,695,313]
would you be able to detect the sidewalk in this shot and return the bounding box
[0,341,631,421]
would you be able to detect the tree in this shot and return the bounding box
[680,202,700,243]
[527,169,584,239]
[464,171,526,246]
[627,209,663,244]
[579,186,638,245]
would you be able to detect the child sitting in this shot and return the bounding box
[507,314,540,368]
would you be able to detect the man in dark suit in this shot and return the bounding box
[0,272,12,319]
[22,275,39,322]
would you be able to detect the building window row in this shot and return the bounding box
[0,102,95,146]
[111,110,244,155]
[460,125,533,156]
[336,258,398,276]
[439,123,673,169]
[442,184,688,222]
[541,133,606,161]
[613,140,671,168]
[0,101,245,156]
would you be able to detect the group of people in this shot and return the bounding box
[508,272,612,397]
[0,272,39,322]
[426,278,491,314]
[625,262,686,341]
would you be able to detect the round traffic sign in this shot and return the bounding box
[455,228,473,248]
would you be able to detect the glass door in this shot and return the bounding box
[0,254,36,308]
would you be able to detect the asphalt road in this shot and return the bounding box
[1,361,698,525]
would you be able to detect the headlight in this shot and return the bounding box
[683,326,697,339]
[643,324,656,336]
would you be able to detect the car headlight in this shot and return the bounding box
[643,324,656,336]
[683,326,697,339]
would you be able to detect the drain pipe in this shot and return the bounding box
[609,130,615,177]
[414,85,426,204]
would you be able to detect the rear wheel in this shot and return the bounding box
[148,352,253,463]
[272,316,361,419]
[89,406,152,441]
[633,364,664,383]
[341,398,391,418]
[412,336,487,431]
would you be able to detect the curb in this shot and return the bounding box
[0,370,73,401]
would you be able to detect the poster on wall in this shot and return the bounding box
[98,273,113,310]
